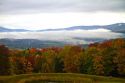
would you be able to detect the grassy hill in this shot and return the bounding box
[0,73,125,83]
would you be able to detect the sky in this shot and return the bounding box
[0,0,125,30]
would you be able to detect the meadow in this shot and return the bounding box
[0,73,125,83]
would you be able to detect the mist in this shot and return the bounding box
[0,29,123,44]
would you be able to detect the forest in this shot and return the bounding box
[0,38,125,77]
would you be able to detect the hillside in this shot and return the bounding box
[0,38,125,76]
[0,39,66,49]
[105,23,125,33]
[0,38,125,82]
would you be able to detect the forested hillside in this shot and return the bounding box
[0,38,125,77]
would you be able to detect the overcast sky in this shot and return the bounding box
[0,0,125,30]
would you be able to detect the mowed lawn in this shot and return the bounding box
[0,73,125,83]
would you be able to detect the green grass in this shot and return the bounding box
[0,73,125,83]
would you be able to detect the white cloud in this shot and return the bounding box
[0,29,123,44]
[0,12,125,30]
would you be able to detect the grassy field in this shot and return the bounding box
[0,73,125,83]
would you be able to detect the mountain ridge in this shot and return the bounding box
[0,27,29,32]
[0,23,125,33]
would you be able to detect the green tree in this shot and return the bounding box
[83,47,98,74]
[102,48,117,76]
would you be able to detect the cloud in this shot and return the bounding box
[0,29,123,44]
[0,0,125,14]
[1,12,125,30]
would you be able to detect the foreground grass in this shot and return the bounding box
[0,73,125,83]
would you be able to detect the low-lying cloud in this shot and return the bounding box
[0,29,123,44]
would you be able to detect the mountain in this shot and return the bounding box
[105,23,125,33]
[0,39,66,49]
[0,27,29,32]
[0,27,10,32]
[37,26,100,32]
[0,23,125,33]
[37,23,125,33]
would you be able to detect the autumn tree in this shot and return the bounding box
[42,48,63,73]
[0,45,13,75]
[25,61,33,74]
[83,47,98,74]
[112,38,125,49]
[102,48,117,76]
[34,55,46,73]
[114,48,125,76]
[93,55,104,75]
[62,45,82,73]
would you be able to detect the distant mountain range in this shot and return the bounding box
[0,27,29,32]
[0,39,67,49]
[0,23,125,33]
[37,23,125,33]
[0,23,125,49]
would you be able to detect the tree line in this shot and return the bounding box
[0,38,125,77]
